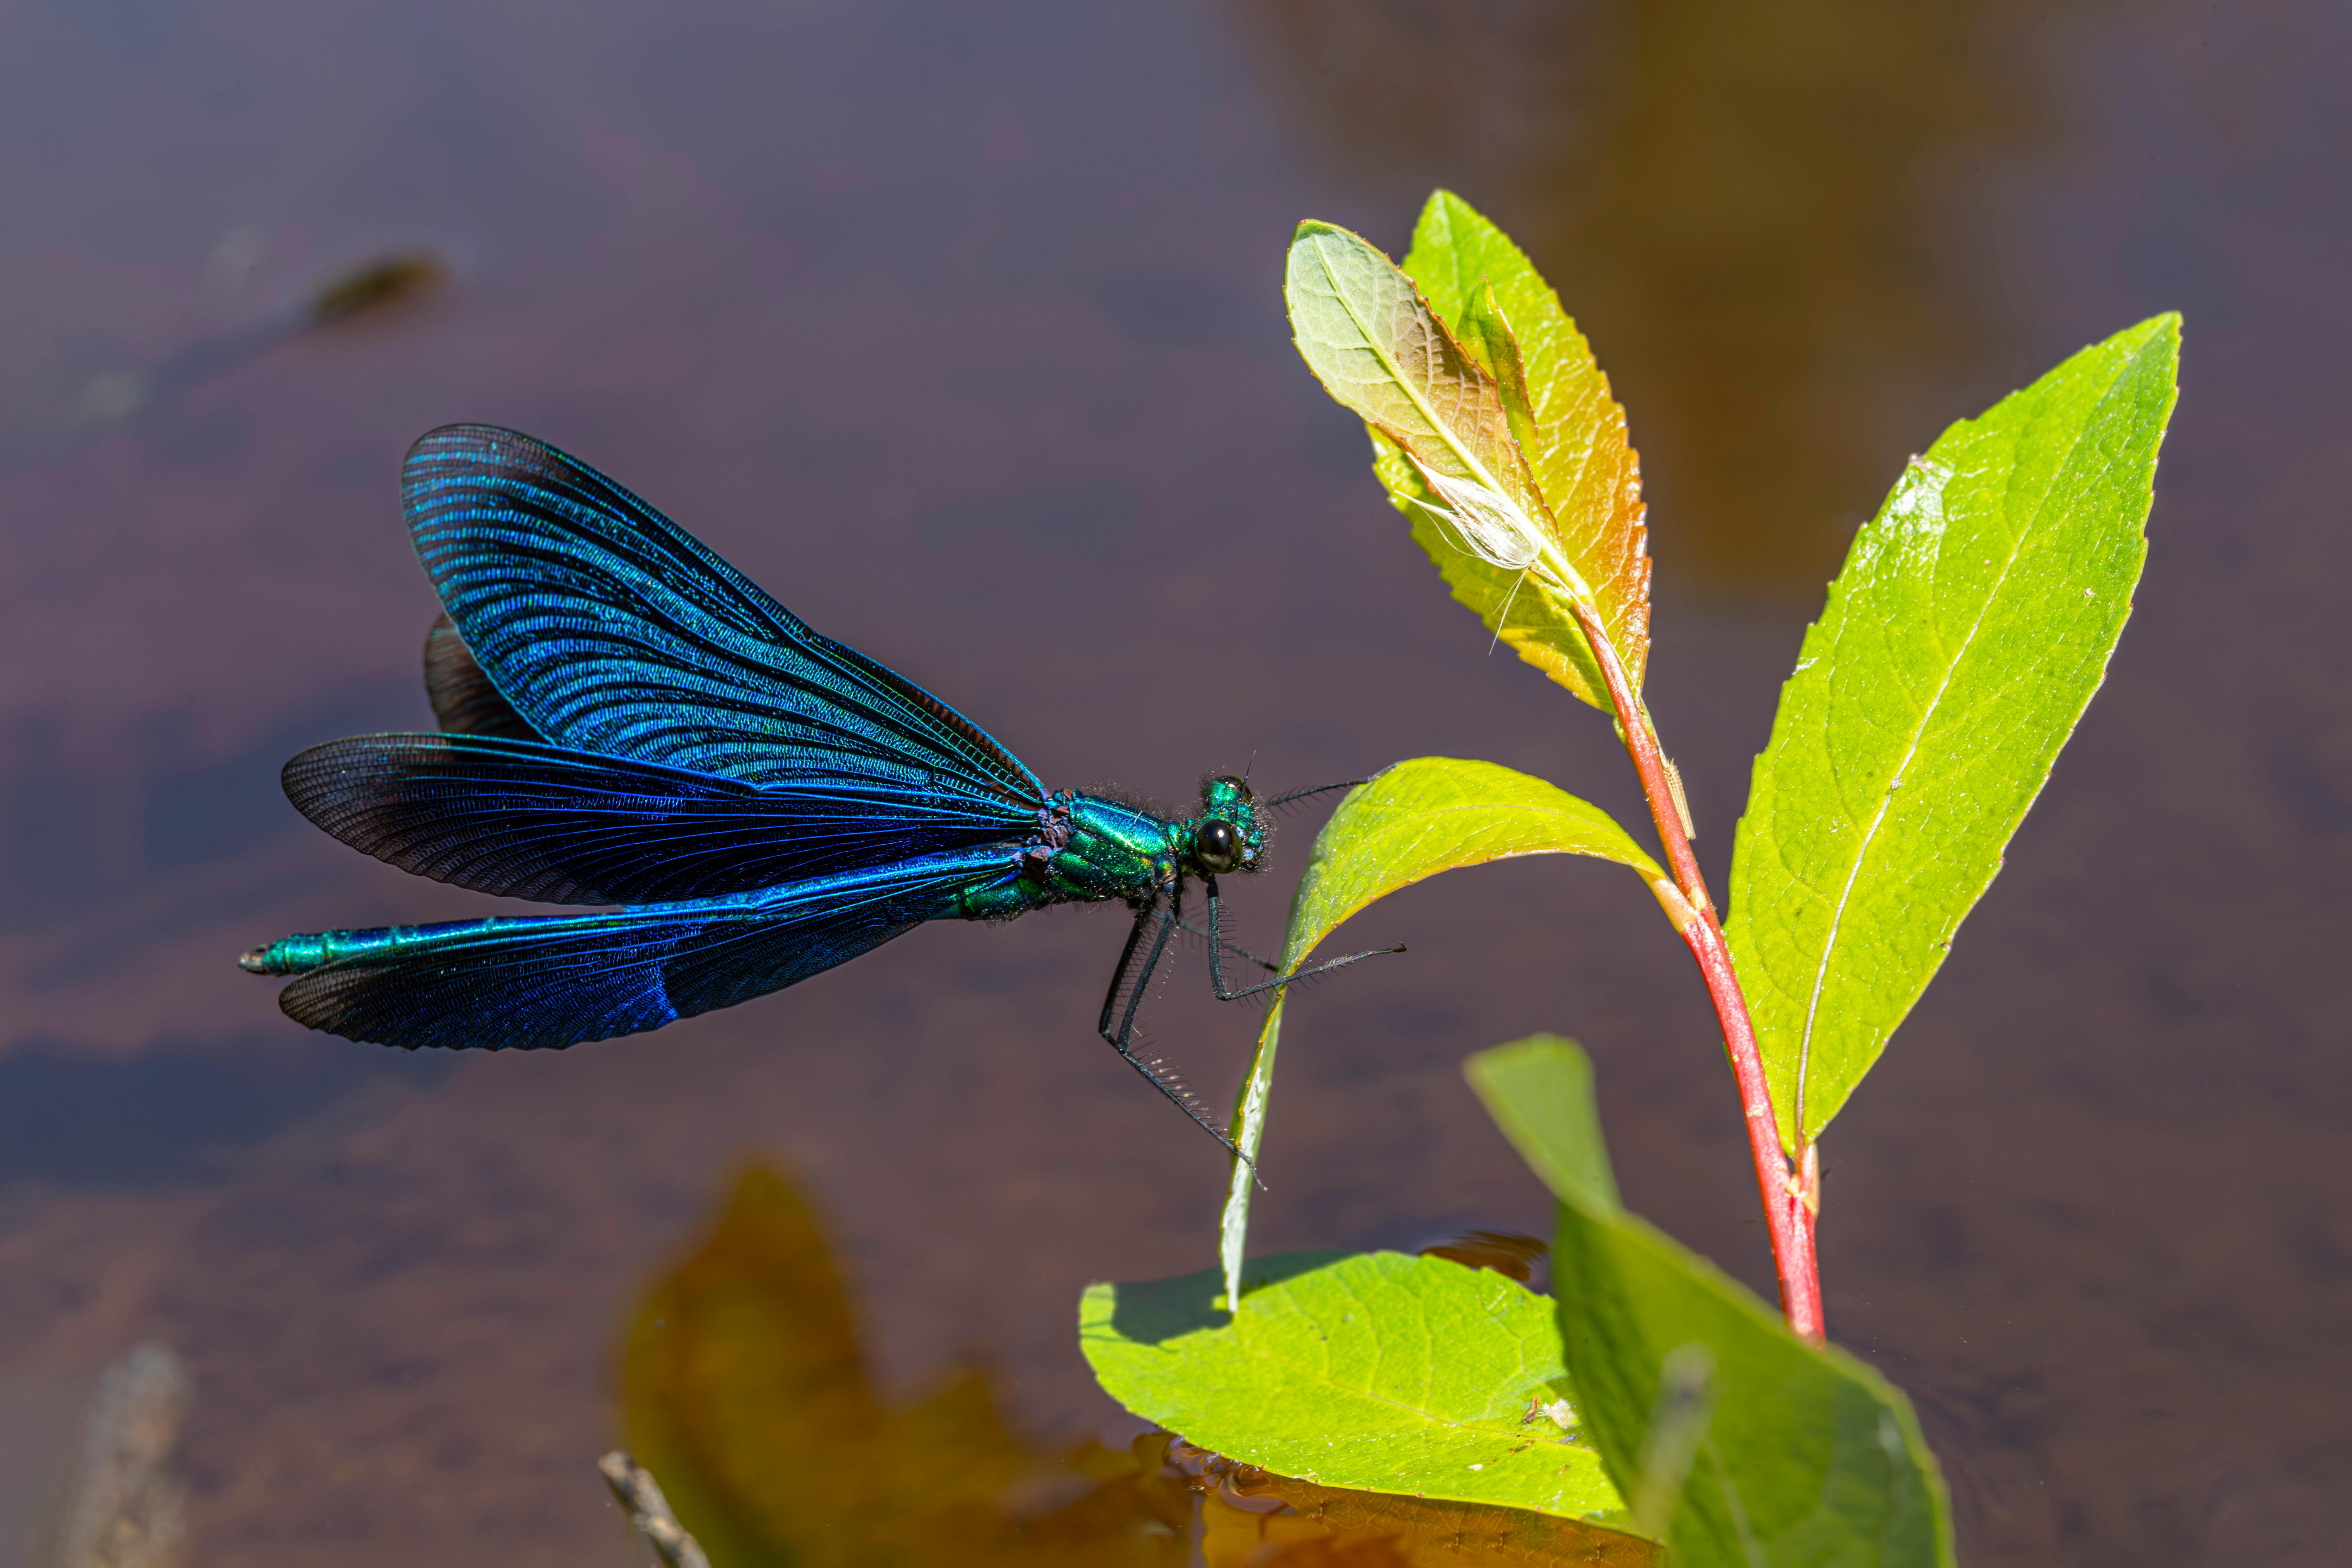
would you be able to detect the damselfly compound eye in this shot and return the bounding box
[1193,819,1244,874]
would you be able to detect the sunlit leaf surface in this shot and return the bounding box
[1727,316,2181,1149]
[1200,1466,1658,1566]
[1286,221,1616,708]
[1468,1037,1954,1568]
[1220,759,1681,1305]
[1399,190,1651,702]
[1081,1250,1633,1527]
[620,1166,1191,1567]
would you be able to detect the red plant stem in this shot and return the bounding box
[1571,604,1826,1345]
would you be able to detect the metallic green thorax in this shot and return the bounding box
[953,775,1268,920]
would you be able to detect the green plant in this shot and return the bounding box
[1083,191,2178,1564]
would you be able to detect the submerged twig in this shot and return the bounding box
[598,1451,712,1568]
[51,1342,191,1568]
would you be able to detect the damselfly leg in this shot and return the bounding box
[1201,874,1405,1003]
[1097,886,1245,1159]
[1175,921,1279,972]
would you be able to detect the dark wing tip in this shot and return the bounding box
[405,422,536,465]
[423,612,540,741]
[403,424,593,493]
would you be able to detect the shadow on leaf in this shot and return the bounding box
[1107,1253,1347,1345]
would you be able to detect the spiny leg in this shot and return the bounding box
[1203,874,1404,1003]
[1102,887,1180,1052]
[1262,774,1379,812]
[1096,897,1157,1042]
[1175,921,1280,973]
[1098,888,1252,1166]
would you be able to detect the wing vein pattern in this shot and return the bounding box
[284,732,1027,905]
[402,425,1045,825]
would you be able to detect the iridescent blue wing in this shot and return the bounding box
[255,848,1015,1051]
[402,426,1045,833]
[285,733,1031,905]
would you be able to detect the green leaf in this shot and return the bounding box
[1467,1038,1955,1567]
[1401,190,1651,702]
[1286,220,1617,709]
[1080,1249,1634,1527]
[1462,1033,1620,1219]
[1727,315,2182,1149]
[1220,759,1685,1306]
[1457,279,1544,464]
[1269,758,1679,970]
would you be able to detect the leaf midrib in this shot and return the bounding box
[1306,237,1600,609]
[1310,238,1512,513]
[1414,202,1620,612]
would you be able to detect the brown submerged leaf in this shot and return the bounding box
[1417,1229,1549,1284]
[1198,1464,1656,1567]
[618,1166,1191,1568]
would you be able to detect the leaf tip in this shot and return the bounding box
[1290,218,1364,248]
[2128,309,2184,358]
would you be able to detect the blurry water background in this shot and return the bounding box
[0,0,2345,1562]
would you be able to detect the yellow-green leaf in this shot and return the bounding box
[1728,315,2182,1151]
[1402,190,1651,702]
[1220,759,1685,1306]
[1286,221,1615,708]
[1081,1250,1625,1522]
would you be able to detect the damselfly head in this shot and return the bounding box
[1187,775,1266,876]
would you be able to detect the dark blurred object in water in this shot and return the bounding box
[303,252,444,330]
[49,1343,189,1568]
[1221,0,2059,586]
[68,248,448,434]
[1417,1228,1548,1284]
[617,1165,1192,1567]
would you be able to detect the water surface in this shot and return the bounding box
[0,1,2344,1562]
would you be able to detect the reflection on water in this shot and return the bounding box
[5,249,446,475]
[620,1166,1654,1567]
[0,1036,441,1191]
[618,1165,1192,1567]
[1222,0,2059,584]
